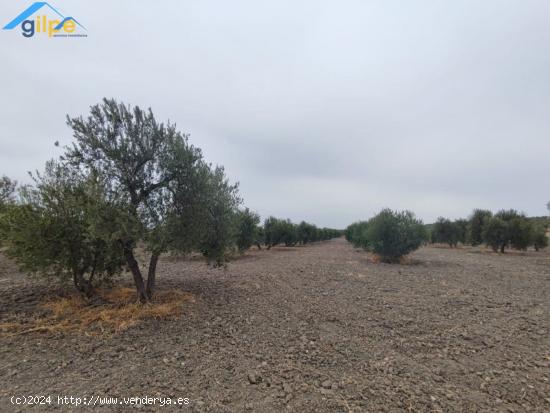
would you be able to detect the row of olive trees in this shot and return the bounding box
[0,99,242,302]
[431,209,548,252]
[264,217,341,248]
[345,209,428,263]
[235,214,341,251]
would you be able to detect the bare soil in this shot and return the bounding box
[1,238,549,412]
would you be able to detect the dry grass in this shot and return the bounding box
[0,287,194,336]
[366,254,420,265]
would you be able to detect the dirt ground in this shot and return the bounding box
[1,238,549,412]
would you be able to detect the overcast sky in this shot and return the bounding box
[1,0,549,228]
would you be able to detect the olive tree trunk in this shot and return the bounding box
[123,247,148,302]
[145,252,160,299]
[123,245,161,303]
[73,272,94,298]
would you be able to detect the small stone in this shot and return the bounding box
[248,371,262,384]
[283,383,292,393]
[321,380,332,389]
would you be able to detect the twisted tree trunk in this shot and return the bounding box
[124,246,148,303]
[146,252,160,299]
[73,272,94,298]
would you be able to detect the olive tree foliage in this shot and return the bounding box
[454,219,469,245]
[346,209,426,263]
[235,208,260,252]
[56,98,241,301]
[297,221,316,245]
[263,217,339,249]
[482,217,508,252]
[532,225,548,251]
[468,209,492,246]
[196,167,241,265]
[508,217,533,251]
[535,203,550,251]
[297,221,340,244]
[263,217,297,248]
[345,221,369,249]
[365,209,426,262]
[0,176,17,246]
[255,227,265,249]
[431,218,461,247]
[263,216,283,249]
[0,175,17,209]
[482,209,532,252]
[318,227,341,240]
[0,162,125,297]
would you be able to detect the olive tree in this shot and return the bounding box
[235,208,261,252]
[61,98,240,301]
[431,217,461,247]
[532,225,548,251]
[508,217,533,251]
[196,167,241,265]
[482,217,508,252]
[345,221,369,249]
[0,175,17,209]
[279,219,298,247]
[0,162,125,297]
[482,210,532,252]
[263,216,282,249]
[352,209,426,263]
[468,209,492,246]
[297,221,317,244]
[454,219,468,245]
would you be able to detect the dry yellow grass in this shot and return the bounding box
[0,287,194,336]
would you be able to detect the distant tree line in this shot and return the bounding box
[234,210,341,251]
[345,205,549,263]
[262,217,341,249]
[429,209,548,252]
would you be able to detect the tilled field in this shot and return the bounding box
[1,238,549,412]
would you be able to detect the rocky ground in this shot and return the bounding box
[1,238,549,412]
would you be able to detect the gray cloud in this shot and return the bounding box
[1,0,549,228]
